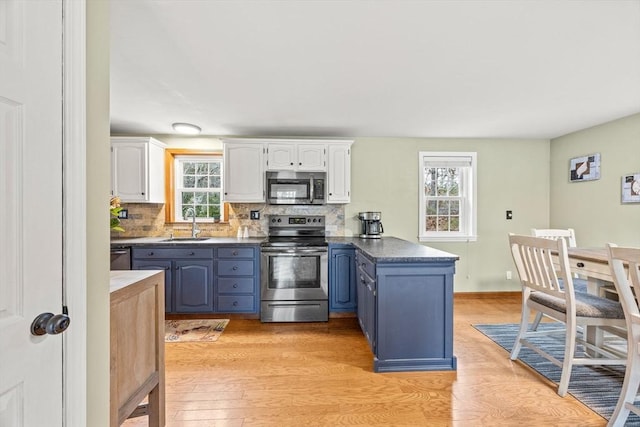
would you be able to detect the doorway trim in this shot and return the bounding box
[63,0,87,425]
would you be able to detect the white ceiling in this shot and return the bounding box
[110,0,640,139]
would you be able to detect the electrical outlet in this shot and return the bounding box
[117,209,128,219]
[506,210,513,220]
[506,270,512,280]
[250,210,260,220]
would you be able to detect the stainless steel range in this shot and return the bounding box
[260,215,328,322]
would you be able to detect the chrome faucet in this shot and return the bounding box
[184,208,201,238]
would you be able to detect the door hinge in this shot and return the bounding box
[63,305,69,315]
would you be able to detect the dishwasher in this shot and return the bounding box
[110,247,131,270]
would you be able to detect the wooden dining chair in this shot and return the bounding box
[530,228,586,329]
[606,244,640,427]
[531,228,577,248]
[508,234,626,397]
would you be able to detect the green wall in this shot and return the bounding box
[346,137,550,292]
[550,113,640,247]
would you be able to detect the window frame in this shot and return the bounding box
[418,151,477,243]
[164,149,228,223]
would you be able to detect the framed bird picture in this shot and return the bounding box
[569,153,600,182]
[622,173,640,203]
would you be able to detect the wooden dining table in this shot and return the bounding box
[564,247,626,353]
[567,247,614,287]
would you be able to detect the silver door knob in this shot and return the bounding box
[31,312,71,336]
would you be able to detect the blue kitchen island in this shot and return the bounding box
[330,237,459,372]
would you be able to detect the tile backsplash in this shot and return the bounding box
[111,203,347,239]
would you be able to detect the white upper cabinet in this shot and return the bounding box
[297,144,326,171]
[223,138,352,204]
[266,144,296,170]
[327,142,352,203]
[223,140,265,202]
[111,137,166,203]
[266,141,326,171]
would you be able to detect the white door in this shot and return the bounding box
[0,1,65,426]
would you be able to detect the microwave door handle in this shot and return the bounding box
[309,177,314,203]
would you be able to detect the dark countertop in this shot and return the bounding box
[328,236,459,263]
[110,236,266,246]
[111,235,458,263]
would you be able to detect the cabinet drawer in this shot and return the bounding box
[216,295,255,312]
[217,277,255,294]
[355,251,375,279]
[217,247,255,259]
[216,260,254,276]
[132,247,213,259]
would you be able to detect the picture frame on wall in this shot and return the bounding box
[621,173,640,203]
[569,153,601,182]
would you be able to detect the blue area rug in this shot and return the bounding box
[474,323,640,426]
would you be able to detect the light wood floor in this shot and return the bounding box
[124,293,607,426]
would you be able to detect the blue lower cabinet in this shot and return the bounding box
[132,259,173,313]
[132,245,260,315]
[329,245,357,312]
[214,246,259,314]
[174,260,214,312]
[132,246,217,314]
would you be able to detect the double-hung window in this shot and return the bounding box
[174,155,223,221]
[419,152,477,242]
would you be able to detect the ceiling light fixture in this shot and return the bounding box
[172,122,201,135]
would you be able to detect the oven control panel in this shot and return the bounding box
[269,215,324,227]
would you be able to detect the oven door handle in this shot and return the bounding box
[262,248,327,255]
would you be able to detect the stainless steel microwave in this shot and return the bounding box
[266,171,326,205]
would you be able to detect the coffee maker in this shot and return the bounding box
[358,212,384,239]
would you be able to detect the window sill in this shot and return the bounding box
[419,235,477,243]
[167,221,229,225]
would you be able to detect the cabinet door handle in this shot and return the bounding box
[290,162,294,165]
[232,251,238,256]
[148,252,154,256]
[233,283,238,288]
[577,262,585,268]
[232,266,238,271]
[141,192,145,195]
[175,266,180,270]
[189,251,195,256]
[233,301,238,306]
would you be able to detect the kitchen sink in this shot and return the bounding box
[160,237,211,242]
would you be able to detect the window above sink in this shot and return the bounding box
[164,149,229,224]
